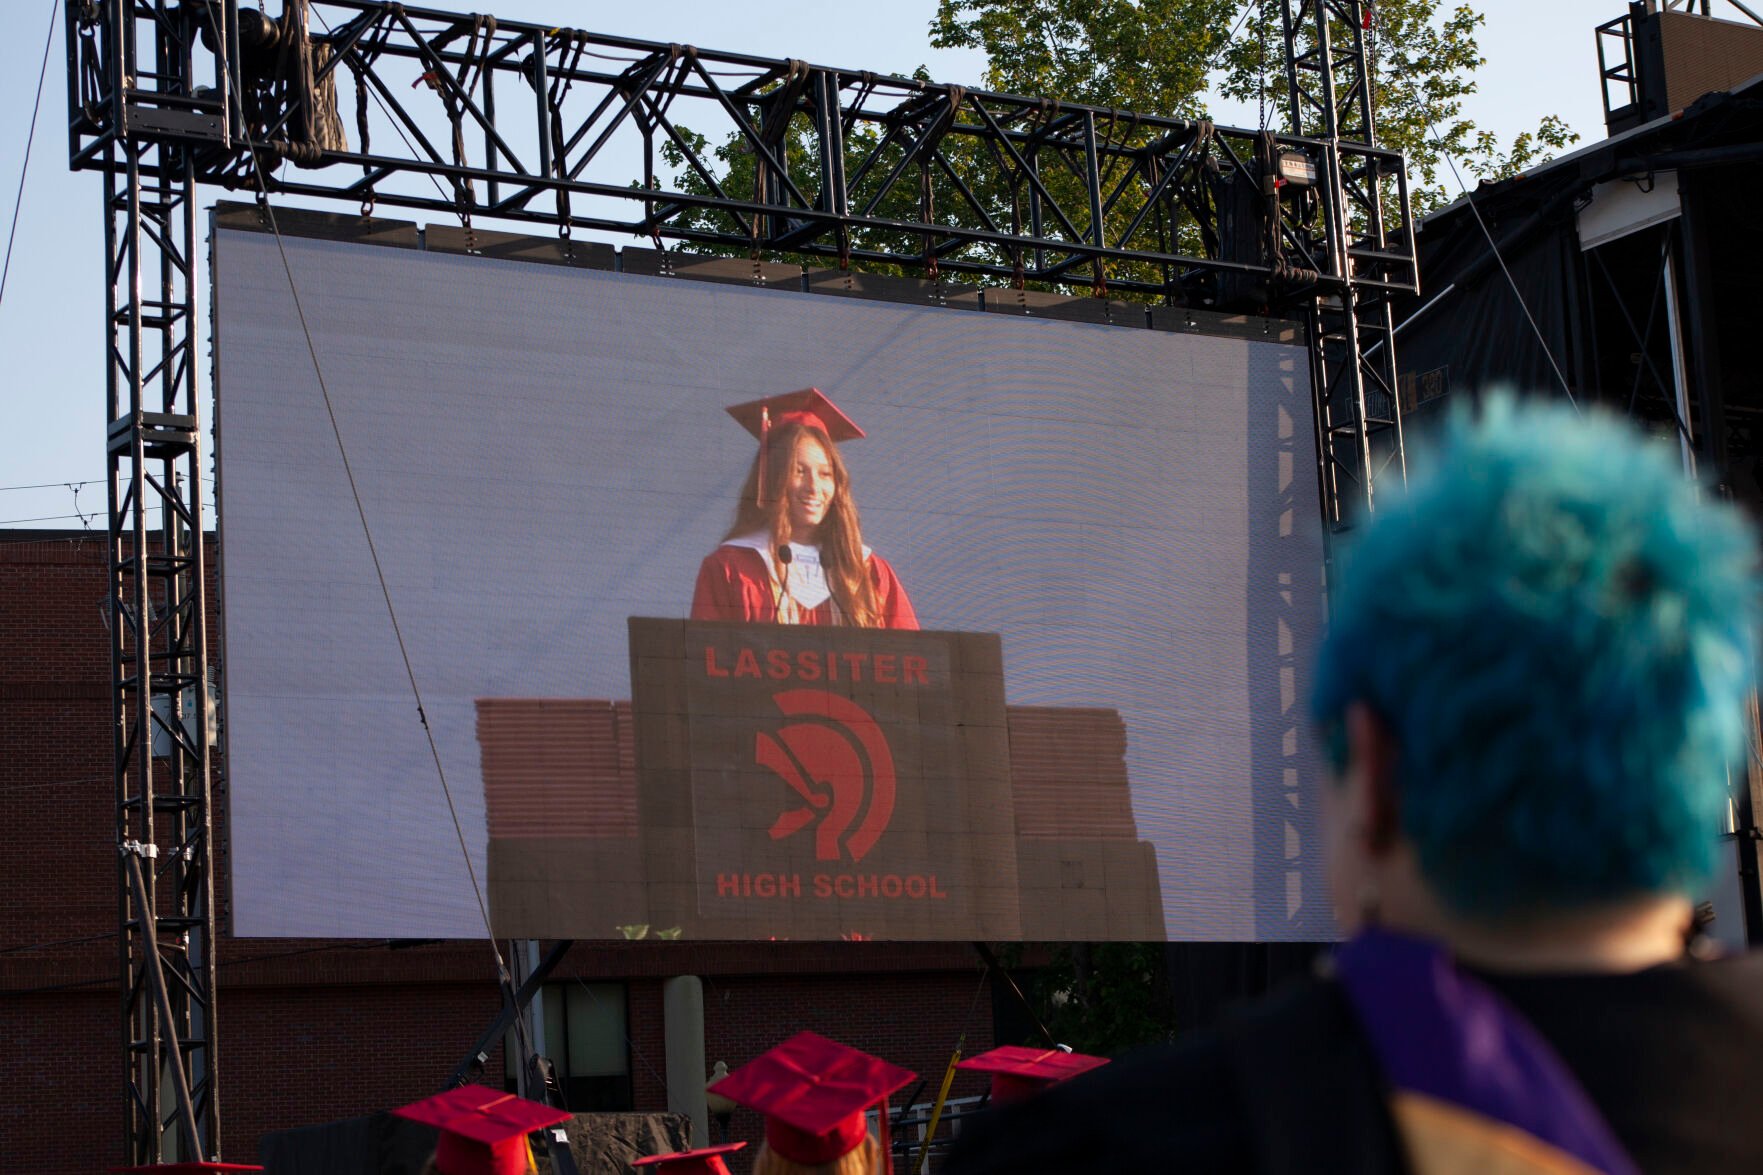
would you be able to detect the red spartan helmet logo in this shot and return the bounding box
[753,689,896,863]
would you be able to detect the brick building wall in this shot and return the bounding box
[0,532,996,1173]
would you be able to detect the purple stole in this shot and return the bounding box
[1333,929,1639,1175]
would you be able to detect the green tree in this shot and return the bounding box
[658,1,1578,281]
[1030,943,1179,1054]
[653,113,943,271]
[1209,1,1579,211]
[1470,113,1579,184]
[929,0,1242,117]
[927,0,1247,290]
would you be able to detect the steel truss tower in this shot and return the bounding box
[66,0,1413,1161]
[1281,0,1408,521]
[71,1,227,1162]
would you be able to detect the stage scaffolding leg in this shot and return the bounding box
[1281,0,1409,527]
[95,2,221,1161]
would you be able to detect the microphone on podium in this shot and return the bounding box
[775,545,794,623]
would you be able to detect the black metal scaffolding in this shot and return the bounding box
[78,1,222,1162]
[67,1,1413,1161]
[1281,0,1408,523]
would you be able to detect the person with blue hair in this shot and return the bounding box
[948,397,1763,1174]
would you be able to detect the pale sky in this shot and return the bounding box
[0,1,1638,527]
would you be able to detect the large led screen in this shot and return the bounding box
[213,217,1332,941]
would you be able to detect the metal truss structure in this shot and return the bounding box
[72,0,223,1163]
[1281,0,1409,525]
[66,0,1413,1161]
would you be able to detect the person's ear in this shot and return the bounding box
[1344,702,1401,855]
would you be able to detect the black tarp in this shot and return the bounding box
[258,1110,436,1175]
[1393,77,1763,425]
[1396,169,1586,421]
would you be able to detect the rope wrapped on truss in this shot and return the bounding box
[217,0,349,166]
[280,1,349,162]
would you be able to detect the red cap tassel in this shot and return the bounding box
[878,1097,893,1175]
[757,405,770,507]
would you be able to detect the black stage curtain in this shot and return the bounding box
[1396,168,1587,425]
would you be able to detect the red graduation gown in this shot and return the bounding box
[691,544,919,629]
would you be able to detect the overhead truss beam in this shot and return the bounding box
[69,1,1416,304]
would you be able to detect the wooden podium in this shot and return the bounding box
[630,619,1021,940]
[480,620,1165,941]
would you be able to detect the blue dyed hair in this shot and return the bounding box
[1311,396,1760,917]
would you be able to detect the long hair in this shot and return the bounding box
[750,1133,883,1175]
[723,420,880,627]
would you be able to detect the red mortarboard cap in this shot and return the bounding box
[631,1141,748,1174]
[726,389,865,445]
[390,1086,571,1175]
[708,1031,914,1165]
[956,1045,1110,1106]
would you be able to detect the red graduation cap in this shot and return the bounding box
[726,388,865,447]
[631,1141,748,1175]
[956,1045,1109,1106]
[708,1031,914,1167]
[389,1086,571,1175]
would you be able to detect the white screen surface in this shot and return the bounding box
[214,222,1332,940]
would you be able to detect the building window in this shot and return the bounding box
[505,981,633,1111]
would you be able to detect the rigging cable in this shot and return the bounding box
[1424,120,1579,411]
[0,511,112,526]
[309,6,456,209]
[0,478,102,492]
[196,6,511,983]
[0,0,59,314]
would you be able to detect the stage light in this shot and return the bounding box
[1277,151,1317,187]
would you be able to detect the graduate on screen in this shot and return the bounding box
[692,389,919,629]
